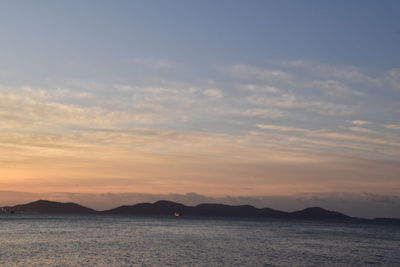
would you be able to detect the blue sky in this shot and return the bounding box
[0,1,400,217]
[1,0,400,83]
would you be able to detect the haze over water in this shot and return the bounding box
[0,215,399,266]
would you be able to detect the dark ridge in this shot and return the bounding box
[290,207,351,220]
[103,201,352,221]
[104,200,190,215]
[1,200,95,214]
[103,203,153,214]
[194,203,264,217]
[261,207,291,218]
[1,200,399,224]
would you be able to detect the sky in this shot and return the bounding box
[1,1,400,217]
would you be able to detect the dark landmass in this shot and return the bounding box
[372,218,400,225]
[0,200,95,214]
[104,200,290,218]
[1,199,399,225]
[289,207,351,220]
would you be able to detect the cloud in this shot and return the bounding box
[227,64,294,81]
[257,124,311,134]
[302,80,363,98]
[254,123,400,159]
[21,86,93,101]
[386,68,400,90]
[241,108,288,119]
[277,59,381,85]
[347,127,375,134]
[247,93,354,116]
[352,120,372,125]
[1,59,400,207]
[312,131,400,148]
[385,124,400,129]
[237,84,281,93]
[0,91,161,131]
[203,88,223,98]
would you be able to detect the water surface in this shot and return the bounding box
[0,215,399,266]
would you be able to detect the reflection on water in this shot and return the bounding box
[0,215,399,266]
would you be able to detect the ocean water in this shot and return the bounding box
[0,215,399,266]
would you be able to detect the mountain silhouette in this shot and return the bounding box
[1,199,399,224]
[103,200,350,220]
[191,203,285,218]
[103,201,286,217]
[1,200,95,214]
[289,207,351,220]
[104,200,189,215]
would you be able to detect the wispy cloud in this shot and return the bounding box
[347,127,376,134]
[277,59,381,85]
[226,64,294,81]
[386,68,400,90]
[203,88,223,99]
[1,59,399,201]
[385,124,400,129]
[237,84,281,93]
[302,80,363,98]
[257,124,311,134]
[241,108,288,119]
[352,120,372,125]
[247,93,354,116]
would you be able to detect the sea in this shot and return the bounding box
[0,215,399,266]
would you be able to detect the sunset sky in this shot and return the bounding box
[1,1,400,217]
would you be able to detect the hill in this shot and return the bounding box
[103,200,349,221]
[1,200,399,225]
[1,200,95,214]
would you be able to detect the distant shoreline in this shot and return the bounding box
[1,199,399,225]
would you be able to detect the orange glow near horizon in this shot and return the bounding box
[2,126,400,196]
